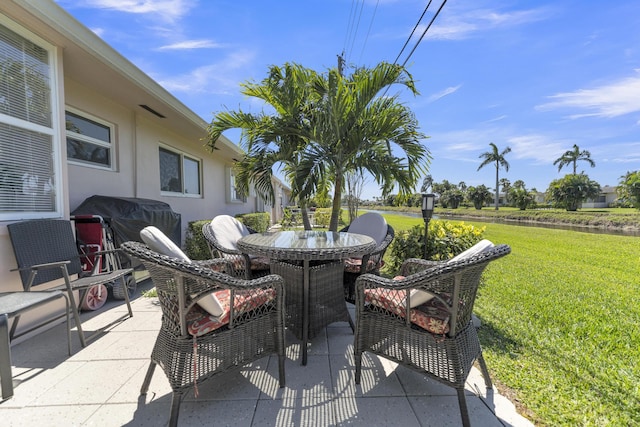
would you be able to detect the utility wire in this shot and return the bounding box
[346,0,366,64]
[357,0,380,64]
[393,0,433,66]
[343,0,357,56]
[400,0,448,68]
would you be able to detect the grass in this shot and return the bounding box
[380,213,640,426]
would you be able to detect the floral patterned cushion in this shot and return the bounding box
[230,256,270,272]
[187,288,276,337]
[344,258,382,274]
[364,288,450,335]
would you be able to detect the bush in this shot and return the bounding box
[313,208,332,228]
[184,219,211,260]
[237,212,270,232]
[386,220,486,273]
[184,213,271,260]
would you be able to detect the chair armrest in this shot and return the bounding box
[400,258,443,276]
[11,260,71,272]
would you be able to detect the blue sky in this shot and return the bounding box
[57,0,640,201]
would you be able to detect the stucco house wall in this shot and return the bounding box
[0,0,284,338]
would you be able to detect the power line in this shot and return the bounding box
[346,0,366,64]
[393,0,433,66]
[399,0,448,68]
[357,0,380,64]
[342,0,358,56]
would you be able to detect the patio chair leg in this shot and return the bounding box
[61,267,87,348]
[477,352,493,389]
[354,351,362,384]
[140,361,157,394]
[457,388,471,427]
[0,314,13,400]
[168,391,182,427]
[278,354,286,387]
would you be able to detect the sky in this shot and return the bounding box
[56,0,640,201]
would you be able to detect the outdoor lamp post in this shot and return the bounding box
[421,193,435,259]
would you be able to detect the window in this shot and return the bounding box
[159,146,201,196]
[0,19,60,219]
[226,165,246,203]
[65,109,114,169]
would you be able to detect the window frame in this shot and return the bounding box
[158,144,202,197]
[226,165,246,203]
[65,107,115,170]
[0,17,62,220]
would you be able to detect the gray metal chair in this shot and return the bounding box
[7,219,133,348]
[121,241,285,427]
[354,244,511,427]
[0,290,70,400]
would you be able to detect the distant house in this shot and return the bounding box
[0,0,285,335]
[581,185,618,208]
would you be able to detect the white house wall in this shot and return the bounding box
[0,1,263,339]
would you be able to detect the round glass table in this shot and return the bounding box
[238,231,376,365]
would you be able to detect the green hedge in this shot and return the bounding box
[385,220,486,273]
[184,212,271,260]
[236,212,270,232]
[184,219,211,260]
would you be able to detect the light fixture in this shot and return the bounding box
[421,193,435,258]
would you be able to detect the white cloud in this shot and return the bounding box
[427,84,462,102]
[157,40,225,50]
[536,73,640,119]
[156,50,255,94]
[506,134,567,164]
[428,6,551,40]
[82,0,194,23]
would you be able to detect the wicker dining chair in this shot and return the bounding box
[354,244,511,427]
[202,215,270,279]
[340,213,395,303]
[121,240,285,427]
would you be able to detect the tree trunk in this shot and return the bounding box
[329,175,343,231]
[299,200,312,230]
[494,163,500,210]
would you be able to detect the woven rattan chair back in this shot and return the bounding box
[354,244,511,427]
[121,241,285,427]
[202,216,268,279]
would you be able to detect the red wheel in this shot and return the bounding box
[80,284,108,311]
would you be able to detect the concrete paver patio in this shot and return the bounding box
[1,283,534,426]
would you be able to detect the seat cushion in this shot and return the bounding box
[365,288,450,335]
[140,226,190,262]
[344,257,383,274]
[347,213,388,245]
[210,215,250,251]
[187,288,276,336]
[409,239,495,308]
[140,226,225,317]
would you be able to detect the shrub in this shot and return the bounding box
[313,208,332,228]
[237,212,270,232]
[184,219,211,260]
[184,213,271,260]
[386,220,486,273]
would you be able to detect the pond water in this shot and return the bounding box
[363,209,640,237]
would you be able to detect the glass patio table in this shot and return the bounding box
[237,230,376,365]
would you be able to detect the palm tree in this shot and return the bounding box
[206,63,320,230]
[477,142,511,210]
[292,62,430,230]
[553,144,595,174]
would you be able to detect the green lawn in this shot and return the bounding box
[380,213,640,426]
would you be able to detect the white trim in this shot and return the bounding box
[158,143,202,198]
[65,106,116,171]
[0,14,63,220]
